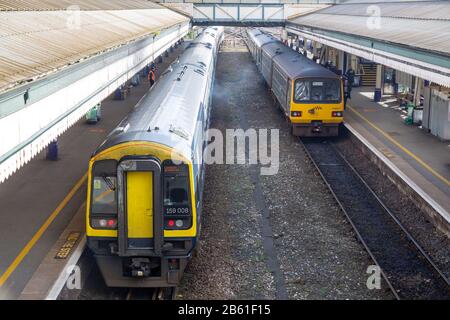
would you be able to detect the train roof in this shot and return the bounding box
[247,29,277,48]
[262,41,341,80]
[254,33,278,48]
[247,28,263,38]
[93,27,223,158]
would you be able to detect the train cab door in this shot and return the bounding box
[117,159,162,257]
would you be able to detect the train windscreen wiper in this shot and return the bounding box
[102,175,116,191]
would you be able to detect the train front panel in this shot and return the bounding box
[289,77,344,137]
[86,141,198,287]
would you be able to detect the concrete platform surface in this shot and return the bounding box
[345,87,450,226]
[0,45,185,300]
[19,204,85,300]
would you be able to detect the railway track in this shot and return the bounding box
[58,251,177,300]
[126,287,177,300]
[301,138,450,300]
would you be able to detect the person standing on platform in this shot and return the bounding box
[345,68,355,99]
[343,77,350,108]
[148,68,156,87]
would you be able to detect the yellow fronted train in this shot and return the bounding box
[86,27,224,289]
[246,29,344,137]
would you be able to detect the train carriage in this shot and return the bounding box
[245,29,262,59]
[253,34,277,73]
[261,42,284,89]
[246,28,344,137]
[86,27,224,288]
[246,29,277,72]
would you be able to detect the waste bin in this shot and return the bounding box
[131,74,140,87]
[114,86,128,100]
[46,140,58,161]
[114,87,123,100]
[413,107,423,125]
[86,103,101,123]
[405,102,414,125]
[353,75,361,87]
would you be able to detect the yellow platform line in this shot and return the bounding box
[348,105,450,187]
[0,173,88,288]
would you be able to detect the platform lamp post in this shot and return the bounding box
[151,32,157,69]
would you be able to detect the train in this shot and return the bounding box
[245,29,345,137]
[85,26,224,290]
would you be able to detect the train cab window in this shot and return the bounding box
[163,163,192,222]
[164,175,189,206]
[295,81,310,102]
[91,160,117,215]
[294,79,341,103]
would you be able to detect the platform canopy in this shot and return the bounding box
[287,0,450,87]
[0,0,189,94]
[0,0,189,183]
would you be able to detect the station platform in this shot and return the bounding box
[345,87,450,232]
[0,45,185,300]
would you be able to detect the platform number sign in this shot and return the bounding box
[55,232,81,259]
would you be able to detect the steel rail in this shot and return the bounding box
[300,138,450,300]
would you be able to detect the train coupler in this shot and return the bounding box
[129,258,151,277]
[312,126,322,133]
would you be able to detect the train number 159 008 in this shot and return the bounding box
[165,206,190,215]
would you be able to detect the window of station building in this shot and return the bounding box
[91,160,117,215]
[294,79,341,103]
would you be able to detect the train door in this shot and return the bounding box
[117,159,162,256]
[127,172,153,246]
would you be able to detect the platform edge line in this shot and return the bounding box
[347,105,449,187]
[45,235,86,300]
[0,173,87,288]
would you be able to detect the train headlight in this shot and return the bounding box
[291,111,302,117]
[91,218,117,229]
[332,111,343,117]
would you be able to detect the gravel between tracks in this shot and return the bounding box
[177,32,393,300]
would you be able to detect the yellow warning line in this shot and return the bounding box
[0,173,88,288]
[348,105,450,187]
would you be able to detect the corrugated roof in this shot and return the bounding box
[289,1,450,55]
[323,1,450,20]
[0,0,188,93]
[0,0,161,11]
